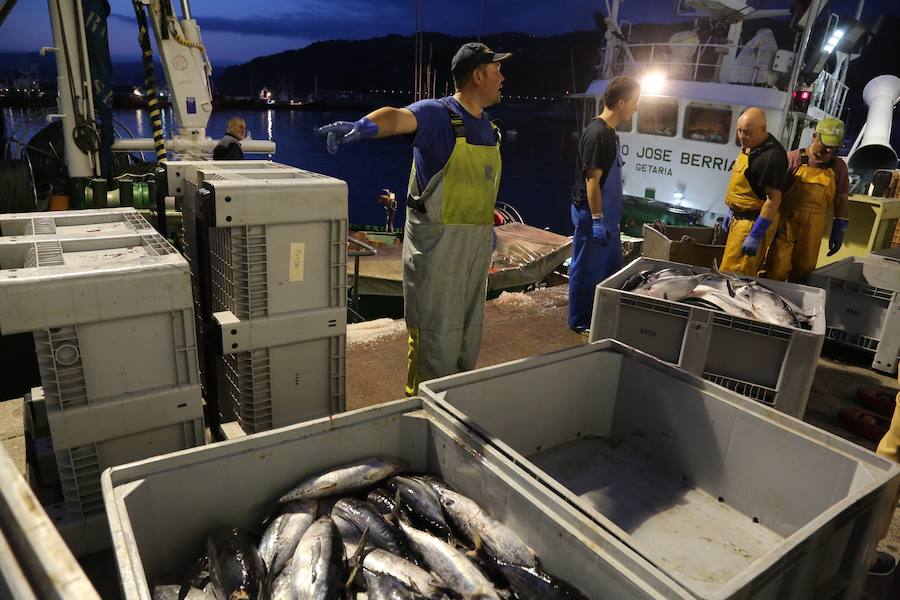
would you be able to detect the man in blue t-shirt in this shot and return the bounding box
[317,42,511,395]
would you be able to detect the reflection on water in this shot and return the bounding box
[3,106,578,233]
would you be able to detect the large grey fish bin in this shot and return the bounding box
[590,257,826,418]
[101,398,702,600]
[419,340,900,600]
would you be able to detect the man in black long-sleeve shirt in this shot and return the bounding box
[213,117,246,160]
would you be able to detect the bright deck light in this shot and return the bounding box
[641,72,666,95]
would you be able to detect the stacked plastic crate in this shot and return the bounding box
[809,254,900,374]
[163,161,348,433]
[0,208,204,555]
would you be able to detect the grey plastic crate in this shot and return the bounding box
[589,257,826,417]
[420,340,900,600]
[55,410,205,519]
[807,255,900,374]
[102,397,698,600]
[0,207,153,237]
[164,160,349,432]
[0,442,100,599]
[0,232,201,409]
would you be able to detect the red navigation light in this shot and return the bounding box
[791,89,811,112]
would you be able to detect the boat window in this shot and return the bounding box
[637,98,678,137]
[616,116,633,133]
[683,105,732,144]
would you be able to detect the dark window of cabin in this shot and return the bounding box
[637,98,678,137]
[684,104,732,144]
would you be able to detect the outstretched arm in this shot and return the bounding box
[364,107,418,137]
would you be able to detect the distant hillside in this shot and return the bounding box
[216,31,608,98]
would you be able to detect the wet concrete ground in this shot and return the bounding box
[2,284,898,597]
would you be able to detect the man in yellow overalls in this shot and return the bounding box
[763,118,849,282]
[317,43,511,395]
[870,376,900,576]
[720,108,788,276]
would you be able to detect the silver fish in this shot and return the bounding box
[280,458,408,502]
[399,520,501,600]
[363,569,430,600]
[634,272,711,301]
[388,476,452,539]
[431,486,538,568]
[492,559,589,600]
[271,565,293,600]
[362,548,446,598]
[206,528,269,600]
[290,517,346,600]
[259,499,317,578]
[332,498,408,557]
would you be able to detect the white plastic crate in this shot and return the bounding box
[163,160,349,432]
[808,255,900,374]
[0,207,153,237]
[103,397,697,600]
[589,257,826,417]
[0,442,100,599]
[420,340,900,600]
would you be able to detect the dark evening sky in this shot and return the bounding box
[2,1,897,64]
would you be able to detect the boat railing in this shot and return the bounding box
[600,41,786,90]
[809,69,848,119]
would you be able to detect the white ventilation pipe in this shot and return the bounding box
[847,74,900,173]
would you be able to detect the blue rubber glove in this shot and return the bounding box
[316,117,379,155]
[721,209,733,236]
[827,218,849,256]
[740,216,771,256]
[591,216,608,246]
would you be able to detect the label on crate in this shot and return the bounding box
[289,242,306,282]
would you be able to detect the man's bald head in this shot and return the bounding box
[736,108,768,150]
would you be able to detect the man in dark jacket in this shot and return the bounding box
[213,117,246,160]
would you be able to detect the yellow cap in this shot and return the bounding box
[815,117,844,147]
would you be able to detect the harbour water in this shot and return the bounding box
[2,106,580,234]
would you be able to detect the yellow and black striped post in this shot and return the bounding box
[133,1,166,162]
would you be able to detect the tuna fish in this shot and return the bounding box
[399,520,501,600]
[363,570,431,600]
[492,560,589,600]
[290,517,346,600]
[332,498,409,557]
[430,485,538,568]
[205,528,269,600]
[271,565,292,600]
[388,476,452,539]
[279,458,408,502]
[259,499,317,578]
[362,548,447,598]
[367,488,397,518]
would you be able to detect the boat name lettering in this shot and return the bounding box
[635,163,673,176]
[680,152,734,172]
[635,146,672,162]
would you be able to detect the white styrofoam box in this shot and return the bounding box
[808,254,900,374]
[0,443,100,599]
[0,208,153,237]
[103,397,697,600]
[589,257,826,417]
[163,160,349,431]
[420,340,900,600]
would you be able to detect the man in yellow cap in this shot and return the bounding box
[763,117,849,282]
[720,108,788,276]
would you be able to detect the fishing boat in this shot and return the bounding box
[571,0,870,232]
